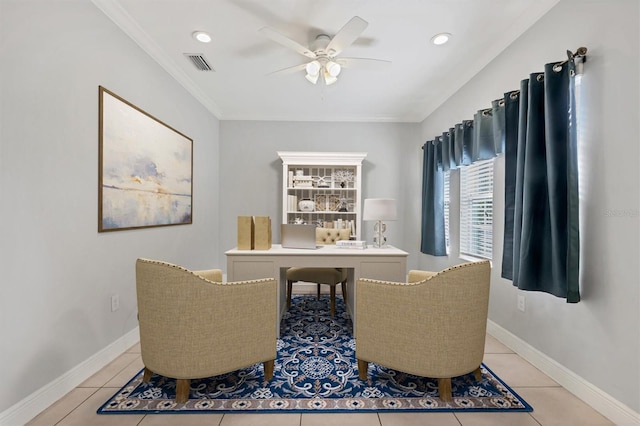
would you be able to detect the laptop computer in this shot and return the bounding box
[281,224,319,249]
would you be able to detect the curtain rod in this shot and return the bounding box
[421,46,588,148]
[558,46,588,74]
[486,47,588,111]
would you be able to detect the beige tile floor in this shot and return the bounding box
[26,335,614,426]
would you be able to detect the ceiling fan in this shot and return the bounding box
[259,16,391,85]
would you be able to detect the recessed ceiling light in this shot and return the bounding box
[192,31,212,43]
[431,33,451,45]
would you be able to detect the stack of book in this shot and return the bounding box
[336,240,367,249]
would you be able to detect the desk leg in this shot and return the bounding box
[277,266,288,336]
[346,266,358,336]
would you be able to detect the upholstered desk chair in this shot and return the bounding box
[355,260,491,401]
[286,227,351,316]
[135,258,278,403]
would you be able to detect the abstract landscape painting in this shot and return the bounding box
[99,86,193,232]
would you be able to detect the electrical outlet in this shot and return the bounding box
[110,294,120,312]
[517,294,525,312]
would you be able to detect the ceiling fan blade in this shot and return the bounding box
[326,16,368,57]
[337,57,392,70]
[259,27,317,59]
[266,62,308,76]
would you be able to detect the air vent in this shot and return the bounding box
[184,53,214,71]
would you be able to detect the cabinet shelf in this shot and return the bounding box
[287,187,355,191]
[279,151,366,240]
[287,211,356,214]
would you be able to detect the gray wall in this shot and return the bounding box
[0,0,220,411]
[1,0,638,419]
[218,121,421,270]
[419,0,639,412]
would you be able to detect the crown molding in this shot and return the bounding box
[91,0,223,118]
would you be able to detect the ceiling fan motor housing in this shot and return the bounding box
[311,34,333,57]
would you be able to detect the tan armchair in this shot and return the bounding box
[286,227,351,316]
[356,260,491,401]
[135,258,277,403]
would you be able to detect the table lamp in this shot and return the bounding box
[363,198,397,248]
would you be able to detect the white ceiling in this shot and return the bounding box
[92,0,560,123]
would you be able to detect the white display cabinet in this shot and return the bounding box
[278,152,367,240]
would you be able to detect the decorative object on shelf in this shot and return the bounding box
[298,199,316,212]
[315,194,341,211]
[332,169,354,188]
[293,217,305,224]
[293,175,313,188]
[315,176,331,188]
[337,198,349,212]
[363,198,397,248]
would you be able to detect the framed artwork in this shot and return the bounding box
[98,86,193,232]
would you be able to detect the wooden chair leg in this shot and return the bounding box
[438,377,452,402]
[473,365,482,382]
[330,285,336,316]
[142,367,153,382]
[263,359,275,381]
[287,280,293,308]
[341,279,347,305]
[317,283,321,299]
[357,359,369,380]
[175,378,190,403]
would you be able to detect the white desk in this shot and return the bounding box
[225,244,408,335]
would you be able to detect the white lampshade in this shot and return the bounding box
[325,60,341,77]
[305,60,321,76]
[363,198,397,221]
[323,68,338,85]
[305,72,319,84]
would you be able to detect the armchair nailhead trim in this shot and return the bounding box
[137,258,274,285]
[359,260,491,286]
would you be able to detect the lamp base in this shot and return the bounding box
[372,220,387,248]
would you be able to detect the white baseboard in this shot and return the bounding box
[0,327,140,426]
[7,319,637,425]
[487,320,640,426]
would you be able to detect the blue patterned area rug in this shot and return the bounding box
[98,295,531,414]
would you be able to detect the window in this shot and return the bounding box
[460,159,494,259]
[443,170,450,251]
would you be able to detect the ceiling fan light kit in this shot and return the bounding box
[305,72,319,84]
[323,68,338,85]
[325,61,341,77]
[260,16,390,86]
[305,60,321,76]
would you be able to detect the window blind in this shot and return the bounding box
[460,159,494,259]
